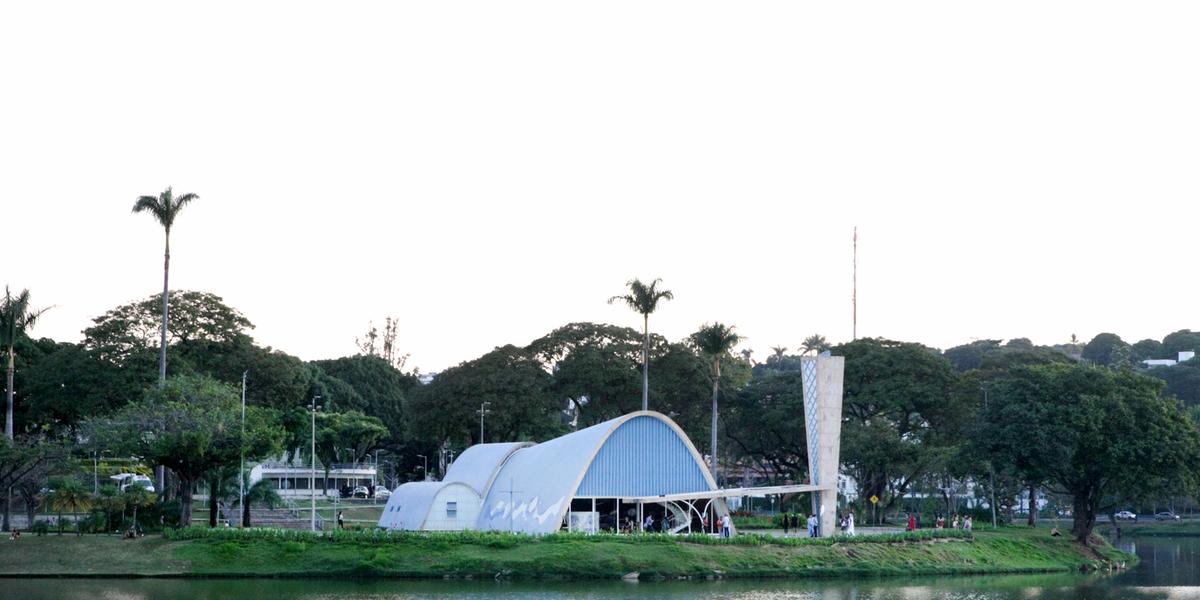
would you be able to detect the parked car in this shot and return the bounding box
[1115,510,1137,521]
[351,486,370,498]
[1155,511,1181,521]
[375,488,392,500]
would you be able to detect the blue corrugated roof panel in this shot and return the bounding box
[575,415,711,497]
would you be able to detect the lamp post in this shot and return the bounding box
[983,383,997,529]
[238,370,247,527]
[477,401,491,443]
[310,396,322,532]
[417,455,427,481]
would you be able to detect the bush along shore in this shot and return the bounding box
[0,527,1132,580]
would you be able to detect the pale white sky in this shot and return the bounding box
[2,2,1197,373]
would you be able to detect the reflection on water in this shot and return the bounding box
[4,538,1200,600]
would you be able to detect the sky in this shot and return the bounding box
[2,2,1197,374]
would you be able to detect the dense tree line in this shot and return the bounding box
[4,285,1200,545]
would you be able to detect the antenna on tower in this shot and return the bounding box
[853,226,858,340]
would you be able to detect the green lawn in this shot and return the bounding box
[0,527,1131,580]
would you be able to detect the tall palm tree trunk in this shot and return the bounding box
[5,351,13,439]
[710,359,720,483]
[159,233,170,385]
[642,314,649,411]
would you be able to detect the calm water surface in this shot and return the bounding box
[3,537,1199,599]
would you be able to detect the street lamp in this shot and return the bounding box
[310,396,322,532]
[238,370,247,527]
[417,455,428,481]
[477,401,491,443]
[982,382,997,529]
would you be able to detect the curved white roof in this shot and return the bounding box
[480,411,716,534]
[378,481,443,530]
[443,442,532,495]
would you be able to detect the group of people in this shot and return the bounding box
[779,512,856,537]
[911,513,973,531]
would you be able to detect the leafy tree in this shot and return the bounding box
[1,287,50,439]
[132,187,200,383]
[1005,338,1034,350]
[0,436,64,531]
[527,322,647,426]
[608,278,674,411]
[312,411,388,493]
[407,345,563,451]
[692,323,742,481]
[83,290,251,364]
[981,363,1200,543]
[1131,338,1165,362]
[86,374,286,525]
[1082,333,1129,366]
[310,355,417,447]
[835,338,967,517]
[942,340,1002,372]
[725,372,808,482]
[802,335,829,356]
[1162,330,1200,359]
[20,342,146,435]
[1146,359,1200,406]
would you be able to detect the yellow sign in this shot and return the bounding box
[869,495,879,505]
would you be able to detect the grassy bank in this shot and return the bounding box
[0,527,1130,580]
[1099,520,1200,537]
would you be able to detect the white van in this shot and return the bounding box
[111,473,156,494]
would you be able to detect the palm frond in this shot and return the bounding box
[692,322,742,357]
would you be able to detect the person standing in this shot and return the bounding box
[907,513,917,532]
[782,513,790,536]
[808,513,818,538]
[721,513,732,538]
[337,510,345,530]
[846,512,855,536]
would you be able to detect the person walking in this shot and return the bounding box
[782,513,790,536]
[846,512,855,536]
[907,513,917,532]
[337,510,345,530]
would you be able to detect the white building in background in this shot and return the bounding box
[1142,350,1196,368]
[244,450,378,498]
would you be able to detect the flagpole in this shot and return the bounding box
[853,226,858,340]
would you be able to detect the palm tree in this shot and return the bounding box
[242,478,282,527]
[123,482,155,535]
[95,485,126,535]
[769,346,787,365]
[691,323,742,483]
[801,334,829,356]
[132,187,199,385]
[608,278,674,411]
[1,287,50,439]
[47,481,92,536]
[740,348,754,364]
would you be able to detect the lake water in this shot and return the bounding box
[2,536,1198,599]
